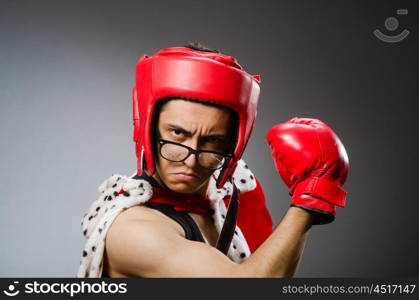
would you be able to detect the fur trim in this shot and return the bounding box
[77,159,257,277]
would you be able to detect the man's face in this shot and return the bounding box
[153,99,233,196]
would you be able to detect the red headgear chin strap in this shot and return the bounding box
[132,47,261,188]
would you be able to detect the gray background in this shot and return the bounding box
[1,0,418,277]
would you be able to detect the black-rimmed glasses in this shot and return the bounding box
[158,139,232,170]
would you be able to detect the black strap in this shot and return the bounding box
[144,202,205,243]
[215,184,239,254]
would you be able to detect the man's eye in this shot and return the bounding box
[206,137,221,143]
[171,129,183,136]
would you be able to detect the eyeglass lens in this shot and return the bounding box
[160,142,225,169]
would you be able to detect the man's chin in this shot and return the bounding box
[165,178,207,195]
[167,182,200,194]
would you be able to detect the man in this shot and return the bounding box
[77,43,349,278]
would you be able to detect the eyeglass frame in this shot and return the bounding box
[157,138,233,170]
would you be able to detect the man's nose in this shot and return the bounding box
[183,151,198,168]
[183,139,199,168]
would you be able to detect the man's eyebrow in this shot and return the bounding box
[203,133,228,139]
[166,124,192,136]
[166,123,227,139]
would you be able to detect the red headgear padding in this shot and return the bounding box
[133,47,260,188]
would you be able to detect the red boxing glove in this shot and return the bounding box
[266,117,349,224]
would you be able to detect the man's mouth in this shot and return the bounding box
[172,172,200,180]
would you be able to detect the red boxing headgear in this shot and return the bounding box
[132,47,261,188]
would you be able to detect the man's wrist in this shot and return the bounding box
[290,203,335,225]
[286,206,315,227]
